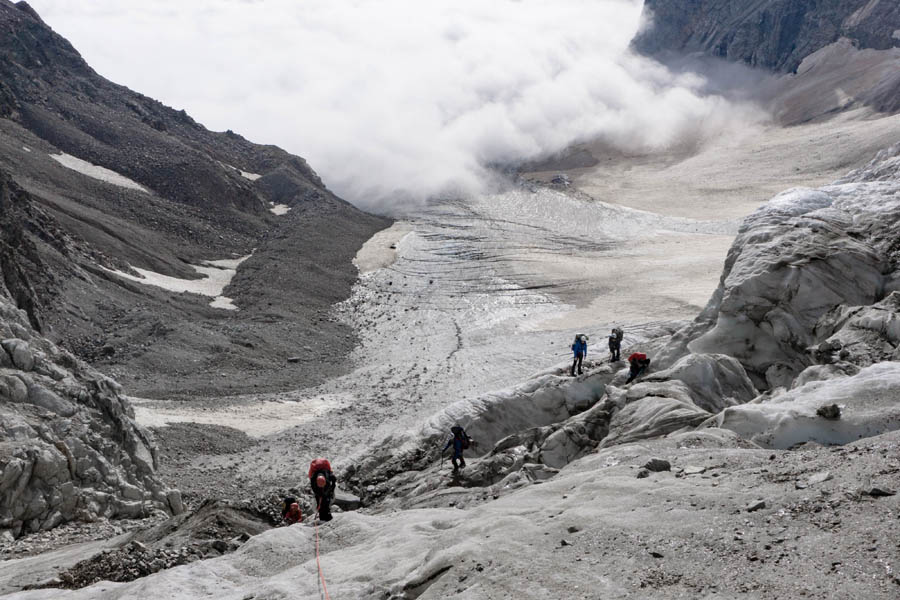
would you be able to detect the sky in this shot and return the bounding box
[28,0,766,212]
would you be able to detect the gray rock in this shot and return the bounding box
[0,374,28,403]
[643,458,671,472]
[167,489,185,515]
[747,500,767,512]
[333,490,361,511]
[683,466,706,475]
[808,471,833,486]
[636,469,650,479]
[26,385,76,417]
[1,338,34,371]
[816,404,841,420]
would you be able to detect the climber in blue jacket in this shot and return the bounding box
[571,334,588,376]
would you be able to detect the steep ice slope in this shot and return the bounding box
[660,144,900,388]
[0,293,180,542]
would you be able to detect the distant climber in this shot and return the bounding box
[281,496,302,525]
[443,424,471,472]
[308,458,337,522]
[608,327,623,362]
[571,334,588,376]
[626,352,651,384]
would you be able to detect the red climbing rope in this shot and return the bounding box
[314,498,332,600]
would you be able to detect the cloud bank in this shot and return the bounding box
[31,0,767,212]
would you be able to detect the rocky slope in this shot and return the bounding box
[634,0,900,73]
[0,292,181,542]
[0,0,390,397]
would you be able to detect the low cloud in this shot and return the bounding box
[31,0,769,213]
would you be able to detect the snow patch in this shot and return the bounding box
[104,254,251,310]
[22,146,31,153]
[269,203,291,215]
[219,161,262,181]
[49,153,147,192]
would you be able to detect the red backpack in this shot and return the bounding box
[308,458,332,479]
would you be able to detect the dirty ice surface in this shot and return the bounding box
[268,202,291,215]
[104,255,251,310]
[132,183,729,464]
[49,152,147,192]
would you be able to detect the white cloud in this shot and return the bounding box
[30,0,767,212]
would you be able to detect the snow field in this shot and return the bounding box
[104,255,251,310]
[49,153,147,192]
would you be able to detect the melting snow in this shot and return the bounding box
[104,255,251,310]
[49,153,147,192]
[219,161,262,181]
[269,203,291,215]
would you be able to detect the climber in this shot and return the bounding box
[571,334,588,376]
[443,424,471,472]
[308,458,337,522]
[608,327,623,362]
[281,496,302,525]
[626,352,651,384]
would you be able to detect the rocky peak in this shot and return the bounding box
[634,0,900,73]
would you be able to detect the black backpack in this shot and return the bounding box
[451,425,471,449]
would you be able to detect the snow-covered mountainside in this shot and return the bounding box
[11,131,899,600]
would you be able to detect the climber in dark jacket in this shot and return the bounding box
[443,425,469,471]
[308,458,337,521]
[608,328,623,362]
[571,334,588,376]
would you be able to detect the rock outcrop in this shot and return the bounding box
[0,295,181,541]
[634,0,900,73]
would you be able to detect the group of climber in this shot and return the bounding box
[280,327,652,524]
[570,326,650,383]
[280,457,337,525]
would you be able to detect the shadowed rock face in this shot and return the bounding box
[0,295,181,541]
[634,0,900,73]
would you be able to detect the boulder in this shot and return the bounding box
[25,384,76,417]
[333,490,361,511]
[1,338,34,371]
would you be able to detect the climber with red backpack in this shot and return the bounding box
[308,458,337,522]
[626,352,651,384]
[442,424,471,472]
[281,496,302,525]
